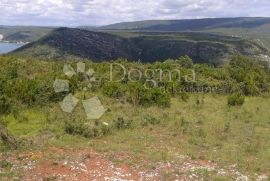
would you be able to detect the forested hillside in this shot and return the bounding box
[11,28,269,66]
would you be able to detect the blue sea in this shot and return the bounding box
[0,42,24,54]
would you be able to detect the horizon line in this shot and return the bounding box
[1,16,270,27]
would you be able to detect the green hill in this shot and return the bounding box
[11,28,140,60]
[3,17,270,50]
[99,17,270,31]
[11,28,269,66]
[96,17,270,51]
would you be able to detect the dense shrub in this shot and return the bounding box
[64,120,112,138]
[64,121,84,135]
[227,54,270,95]
[2,76,56,106]
[150,88,171,107]
[35,77,56,104]
[102,82,127,98]
[9,79,38,105]
[127,83,170,107]
[64,117,136,138]
[161,82,182,96]
[228,94,245,106]
[0,55,269,110]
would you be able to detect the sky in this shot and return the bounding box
[0,0,270,26]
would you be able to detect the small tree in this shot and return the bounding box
[176,56,194,68]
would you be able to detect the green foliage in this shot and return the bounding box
[64,117,135,138]
[179,92,190,102]
[1,55,270,178]
[102,82,127,98]
[141,115,160,127]
[13,79,37,105]
[1,54,268,110]
[5,66,18,79]
[227,94,245,106]
[64,120,112,138]
[127,83,170,107]
[0,55,268,111]
[113,117,133,129]
[227,54,270,95]
[176,55,194,68]
[101,80,171,107]
[0,160,13,170]
[8,78,53,106]
[149,88,171,107]
[0,95,11,115]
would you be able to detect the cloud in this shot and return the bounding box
[0,0,270,26]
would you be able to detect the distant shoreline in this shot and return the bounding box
[0,40,28,45]
[0,34,29,44]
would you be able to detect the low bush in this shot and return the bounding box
[0,95,11,115]
[176,55,194,69]
[127,83,170,107]
[227,94,245,106]
[150,88,170,107]
[227,54,270,95]
[113,117,133,129]
[179,92,190,102]
[141,115,160,127]
[180,118,191,134]
[64,121,84,135]
[102,82,127,99]
[9,79,38,106]
[64,120,112,138]
[64,118,135,138]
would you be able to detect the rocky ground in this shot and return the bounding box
[0,148,268,181]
